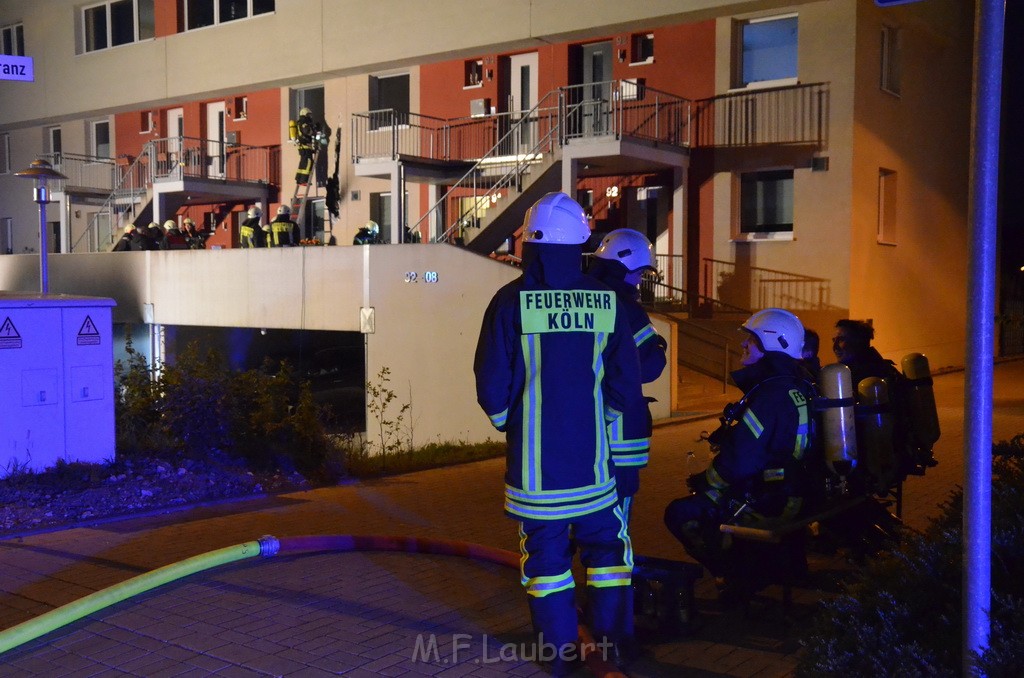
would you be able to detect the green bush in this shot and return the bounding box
[115,338,338,481]
[797,434,1024,677]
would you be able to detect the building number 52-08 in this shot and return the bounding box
[404,271,439,283]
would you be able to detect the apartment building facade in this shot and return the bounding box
[0,0,976,372]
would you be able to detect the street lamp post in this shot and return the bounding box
[14,158,67,295]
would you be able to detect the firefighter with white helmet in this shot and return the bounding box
[475,192,649,672]
[588,228,666,523]
[268,204,299,247]
[239,205,265,248]
[664,307,816,589]
[293,107,321,185]
[352,220,381,245]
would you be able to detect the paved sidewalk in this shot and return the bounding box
[0,360,1021,677]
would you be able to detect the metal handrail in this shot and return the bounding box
[559,80,692,147]
[420,90,564,244]
[691,82,829,148]
[69,145,154,253]
[702,257,837,311]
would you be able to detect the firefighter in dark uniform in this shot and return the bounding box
[587,228,666,523]
[268,205,299,247]
[239,206,265,248]
[294,107,317,185]
[474,193,649,674]
[664,308,815,580]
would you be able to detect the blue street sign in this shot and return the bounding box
[0,55,34,82]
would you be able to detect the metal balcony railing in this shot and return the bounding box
[66,138,279,253]
[703,257,837,311]
[692,82,829,148]
[560,80,692,147]
[44,152,118,192]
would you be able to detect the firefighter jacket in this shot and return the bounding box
[296,114,317,150]
[587,258,667,384]
[239,217,265,248]
[700,351,814,517]
[269,215,299,247]
[474,243,650,522]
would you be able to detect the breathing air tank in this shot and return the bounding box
[901,352,941,465]
[288,119,298,142]
[819,363,858,477]
[857,377,897,492]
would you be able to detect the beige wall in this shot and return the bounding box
[849,0,973,369]
[711,1,858,318]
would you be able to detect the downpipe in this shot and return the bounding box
[0,535,628,677]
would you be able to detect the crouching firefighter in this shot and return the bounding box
[474,193,649,675]
[664,308,815,581]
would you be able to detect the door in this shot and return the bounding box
[206,101,226,178]
[166,108,184,178]
[507,52,538,154]
[581,41,613,136]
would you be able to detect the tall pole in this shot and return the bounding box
[35,187,50,294]
[963,0,1004,672]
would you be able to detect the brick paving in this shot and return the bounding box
[0,359,1021,677]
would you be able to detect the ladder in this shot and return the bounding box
[289,142,321,222]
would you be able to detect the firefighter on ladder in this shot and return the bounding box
[291,107,319,186]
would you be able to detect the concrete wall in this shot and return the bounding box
[0,245,521,448]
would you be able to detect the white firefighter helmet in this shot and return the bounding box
[163,219,176,230]
[277,205,291,216]
[365,220,379,235]
[522,192,590,245]
[183,218,195,227]
[247,206,261,219]
[593,229,656,272]
[742,308,805,360]
[298,107,311,117]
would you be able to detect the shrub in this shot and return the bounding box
[115,339,338,481]
[797,434,1024,676]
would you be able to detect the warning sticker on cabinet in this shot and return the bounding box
[0,317,22,349]
[77,316,101,346]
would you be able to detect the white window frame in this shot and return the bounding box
[185,0,275,31]
[2,22,25,56]
[630,33,654,65]
[79,0,154,54]
[140,111,154,134]
[733,168,795,241]
[880,24,902,97]
[46,126,62,158]
[1,217,12,254]
[89,119,112,159]
[878,168,898,245]
[0,133,10,174]
[732,13,799,91]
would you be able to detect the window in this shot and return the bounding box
[369,74,410,129]
[738,169,793,235]
[233,96,248,120]
[878,169,897,245]
[1,217,12,254]
[81,0,154,53]
[185,0,275,30]
[0,133,10,174]
[465,59,483,87]
[90,120,111,158]
[881,25,901,96]
[631,33,654,64]
[2,23,24,56]
[734,14,798,88]
[291,86,324,123]
[46,126,62,159]
[140,111,154,133]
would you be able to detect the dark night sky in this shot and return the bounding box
[1000,1,1022,274]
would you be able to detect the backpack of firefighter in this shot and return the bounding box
[809,352,940,503]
